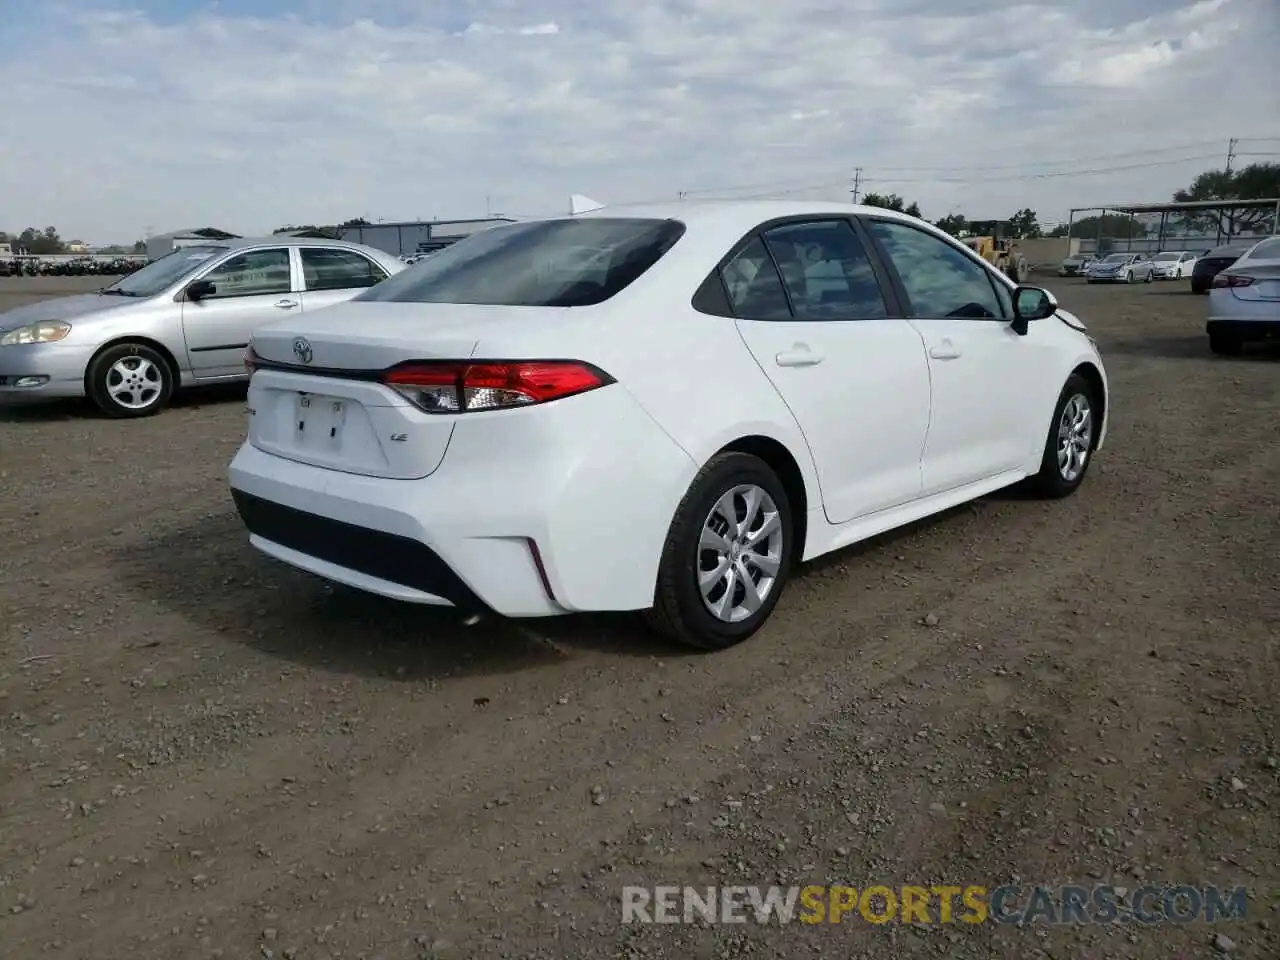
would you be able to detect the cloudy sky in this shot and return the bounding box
[2,0,1277,243]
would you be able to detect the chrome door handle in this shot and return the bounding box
[274,299,299,310]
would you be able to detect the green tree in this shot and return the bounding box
[861,193,922,218]
[17,226,65,255]
[1048,215,1148,239]
[1008,208,1042,239]
[933,214,967,236]
[132,240,147,254]
[1173,162,1280,234]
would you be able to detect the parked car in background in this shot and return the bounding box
[1058,253,1097,277]
[1151,250,1198,280]
[0,237,403,417]
[1207,258,1280,355]
[229,200,1108,649]
[1190,243,1252,293]
[1086,252,1155,283]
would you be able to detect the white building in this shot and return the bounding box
[145,228,240,260]
[335,218,512,257]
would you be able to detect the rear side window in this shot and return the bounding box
[300,248,387,291]
[761,220,887,320]
[720,237,792,320]
[356,218,685,306]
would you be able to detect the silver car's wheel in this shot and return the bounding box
[698,484,784,623]
[1056,393,1093,483]
[87,342,175,418]
[106,356,163,410]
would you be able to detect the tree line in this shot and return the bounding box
[8,163,1276,256]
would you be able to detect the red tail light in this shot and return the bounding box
[1212,273,1254,288]
[383,360,614,413]
[244,343,259,373]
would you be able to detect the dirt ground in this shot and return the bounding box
[1,275,1276,960]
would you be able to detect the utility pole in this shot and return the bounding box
[850,167,863,203]
[1225,137,1238,175]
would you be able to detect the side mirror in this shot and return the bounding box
[1010,285,1057,336]
[185,279,216,303]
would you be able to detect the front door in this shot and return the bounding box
[861,217,1059,495]
[728,218,931,525]
[181,247,298,377]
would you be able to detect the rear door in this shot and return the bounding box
[728,218,931,525]
[297,247,390,312]
[861,216,1059,495]
[181,247,299,377]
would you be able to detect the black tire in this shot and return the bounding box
[1209,331,1243,356]
[1027,373,1098,499]
[646,452,795,650]
[86,342,174,418]
[1144,269,1153,283]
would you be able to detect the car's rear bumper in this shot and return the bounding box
[227,388,698,618]
[1206,317,1280,341]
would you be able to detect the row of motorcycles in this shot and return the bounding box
[1,257,147,278]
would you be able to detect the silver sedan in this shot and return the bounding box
[0,237,403,417]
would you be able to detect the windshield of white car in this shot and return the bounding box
[1153,253,1180,261]
[102,246,226,297]
[355,218,687,307]
[1102,254,1130,263]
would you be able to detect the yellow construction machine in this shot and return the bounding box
[961,221,1029,284]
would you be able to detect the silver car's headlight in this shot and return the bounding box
[0,321,72,346]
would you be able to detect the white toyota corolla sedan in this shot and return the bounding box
[228,201,1108,649]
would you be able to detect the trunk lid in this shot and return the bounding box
[1221,264,1280,301]
[245,301,595,479]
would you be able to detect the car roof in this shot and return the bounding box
[566,199,929,233]
[188,236,390,255]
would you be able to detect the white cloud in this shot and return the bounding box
[0,0,1276,242]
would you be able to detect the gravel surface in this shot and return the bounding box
[1,275,1277,959]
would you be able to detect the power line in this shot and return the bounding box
[674,139,1249,201]
[865,153,1226,186]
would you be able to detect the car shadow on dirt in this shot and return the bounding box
[113,507,695,681]
[0,383,248,422]
[1102,335,1280,361]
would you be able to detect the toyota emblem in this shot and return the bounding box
[293,337,313,364]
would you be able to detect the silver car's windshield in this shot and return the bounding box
[102,246,226,297]
[1102,254,1130,263]
[1154,253,1179,261]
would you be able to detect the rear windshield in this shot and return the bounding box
[356,217,686,307]
[1243,237,1280,259]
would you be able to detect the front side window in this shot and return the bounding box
[761,220,887,320]
[866,220,1004,319]
[300,247,387,291]
[103,245,226,298]
[200,249,292,299]
[356,217,685,307]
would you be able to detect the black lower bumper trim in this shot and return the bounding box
[1206,319,1280,341]
[230,489,489,612]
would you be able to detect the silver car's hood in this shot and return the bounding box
[0,293,138,331]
